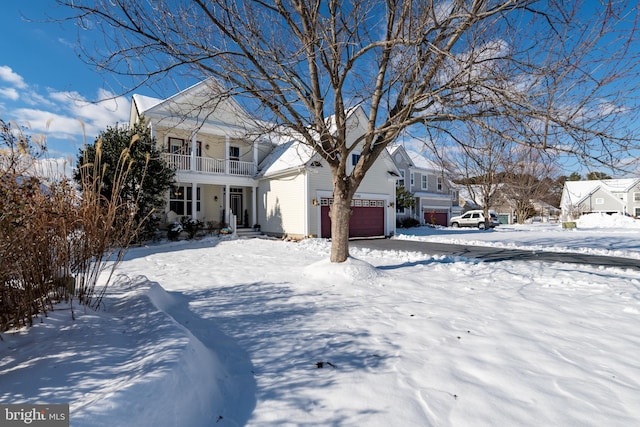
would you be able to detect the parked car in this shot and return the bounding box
[450,210,500,229]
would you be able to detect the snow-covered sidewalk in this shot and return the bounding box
[2,216,640,426]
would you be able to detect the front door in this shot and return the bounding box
[231,194,243,226]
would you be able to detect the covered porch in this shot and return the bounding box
[165,182,259,231]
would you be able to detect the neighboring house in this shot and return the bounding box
[257,106,399,239]
[130,79,399,238]
[560,178,640,220]
[388,145,460,226]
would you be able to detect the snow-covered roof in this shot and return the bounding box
[405,150,442,171]
[259,105,379,177]
[258,138,317,177]
[387,144,442,171]
[132,94,163,114]
[563,178,640,207]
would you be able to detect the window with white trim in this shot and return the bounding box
[634,192,640,202]
[169,185,200,216]
[229,146,240,160]
[635,207,640,217]
[398,170,405,187]
[595,198,604,205]
[437,176,443,192]
[169,137,186,154]
[410,172,414,187]
[421,175,428,190]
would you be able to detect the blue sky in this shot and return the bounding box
[0,1,136,161]
[1,1,637,178]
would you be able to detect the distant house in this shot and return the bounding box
[388,145,460,226]
[130,79,399,238]
[561,178,640,220]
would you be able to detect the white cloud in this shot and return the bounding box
[0,65,27,89]
[21,89,56,108]
[0,64,131,157]
[0,87,19,100]
[8,87,131,152]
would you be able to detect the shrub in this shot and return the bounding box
[1,120,146,331]
[73,119,175,243]
[180,216,204,239]
[397,217,421,228]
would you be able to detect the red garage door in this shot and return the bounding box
[320,198,385,238]
[424,210,448,226]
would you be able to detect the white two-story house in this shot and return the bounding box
[130,79,272,229]
[130,79,399,238]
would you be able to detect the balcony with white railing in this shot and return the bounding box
[162,153,256,176]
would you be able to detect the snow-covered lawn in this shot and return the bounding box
[2,213,640,426]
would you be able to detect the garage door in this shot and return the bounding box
[424,210,448,226]
[320,198,385,238]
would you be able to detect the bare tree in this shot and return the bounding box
[501,146,560,223]
[56,0,640,262]
[445,121,508,219]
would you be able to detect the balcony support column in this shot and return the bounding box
[190,132,197,172]
[225,136,230,174]
[225,184,231,225]
[191,182,198,220]
[253,143,258,175]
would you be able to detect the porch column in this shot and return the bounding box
[190,132,197,172]
[225,136,230,174]
[225,184,231,225]
[191,182,198,220]
[252,186,258,227]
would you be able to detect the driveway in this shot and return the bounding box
[349,238,640,271]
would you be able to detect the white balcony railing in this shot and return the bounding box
[162,153,256,176]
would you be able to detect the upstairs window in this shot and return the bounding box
[437,177,443,192]
[229,146,240,161]
[169,137,186,154]
[421,175,428,190]
[398,170,405,187]
[351,153,361,166]
[634,192,640,202]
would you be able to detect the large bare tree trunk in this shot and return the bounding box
[329,191,353,263]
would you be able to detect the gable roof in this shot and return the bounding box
[259,105,398,178]
[406,150,442,171]
[131,78,260,134]
[562,178,640,207]
[258,137,317,177]
[387,144,442,171]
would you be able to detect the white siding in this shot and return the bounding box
[259,173,307,237]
